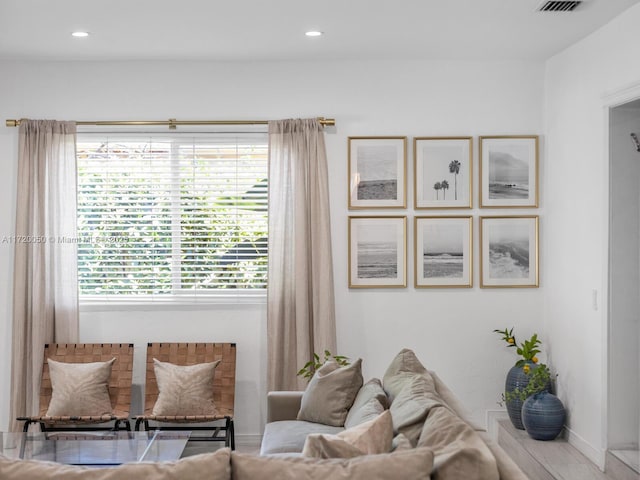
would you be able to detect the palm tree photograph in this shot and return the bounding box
[414,137,472,209]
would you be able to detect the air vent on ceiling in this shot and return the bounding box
[537,1,582,12]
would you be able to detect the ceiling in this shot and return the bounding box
[0,0,638,62]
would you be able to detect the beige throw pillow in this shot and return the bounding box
[417,405,499,480]
[383,348,435,402]
[231,448,433,480]
[302,410,394,458]
[344,378,388,429]
[152,359,221,416]
[46,358,115,417]
[0,448,231,480]
[297,359,363,427]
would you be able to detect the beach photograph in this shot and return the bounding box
[488,144,529,199]
[348,137,406,208]
[480,136,538,208]
[423,223,463,278]
[415,216,472,288]
[349,216,406,287]
[356,145,398,201]
[481,216,538,287]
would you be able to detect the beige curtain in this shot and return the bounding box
[267,118,337,391]
[9,120,79,431]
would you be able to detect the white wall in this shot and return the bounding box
[0,59,545,437]
[544,3,640,467]
[608,104,640,449]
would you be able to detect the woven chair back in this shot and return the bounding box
[143,343,236,418]
[39,343,134,418]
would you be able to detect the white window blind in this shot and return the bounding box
[76,132,268,299]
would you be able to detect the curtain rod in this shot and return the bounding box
[5,117,335,129]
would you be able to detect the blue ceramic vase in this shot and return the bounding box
[505,362,535,430]
[521,391,566,440]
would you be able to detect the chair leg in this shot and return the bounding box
[223,417,235,450]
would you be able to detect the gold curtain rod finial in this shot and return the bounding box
[6,119,19,127]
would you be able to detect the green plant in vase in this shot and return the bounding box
[296,350,350,381]
[494,327,543,430]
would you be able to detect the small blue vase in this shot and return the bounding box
[521,391,566,440]
[505,362,535,430]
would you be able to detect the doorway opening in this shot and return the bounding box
[608,99,640,474]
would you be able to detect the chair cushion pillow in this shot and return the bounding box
[152,359,221,416]
[46,358,115,417]
[302,410,393,458]
[0,448,231,480]
[297,359,363,427]
[231,447,433,480]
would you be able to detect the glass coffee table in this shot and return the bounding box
[0,430,190,466]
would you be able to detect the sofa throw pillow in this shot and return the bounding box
[152,358,221,416]
[344,378,388,429]
[297,358,363,427]
[0,448,231,480]
[383,348,435,402]
[46,358,115,417]
[303,410,393,458]
[231,447,433,480]
[417,405,499,480]
[389,373,444,446]
[391,433,413,452]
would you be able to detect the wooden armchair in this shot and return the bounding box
[18,343,134,432]
[134,343,237,450]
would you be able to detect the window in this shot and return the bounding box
[76,132,268,300]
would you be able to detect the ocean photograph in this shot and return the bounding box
[423,223,463,278]
[358,241,398,278]
[488,145,529,200]
[488,224,529,279]
[356,145,398,200]
[424,253,463,278]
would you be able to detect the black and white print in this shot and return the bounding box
[481,216,539,288]
[480,136,538,208]
[349,137,406,209]
[415,216,472,288]
[349,216,406,288]
[415,137,472,209]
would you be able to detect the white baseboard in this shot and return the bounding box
[235,434,262,447]
[485,409,509,440]
[564,426,606,471]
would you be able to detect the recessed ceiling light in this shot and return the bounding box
[71,31,90,38]
[305,31,323,37]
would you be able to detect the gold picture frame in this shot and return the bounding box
[348,216,407,288]
[414,216,473,288]
[480,215,539,288]
[479,136,539,208]
[348,137,407,209]
[414,137,472,209]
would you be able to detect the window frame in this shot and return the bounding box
[75,129,269,306]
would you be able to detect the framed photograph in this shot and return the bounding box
[414,216,472,288]
[348,137,407,209]
[414,137,472,209]
[479,136,538,208]
[348,216,407,288]
[480,216,539,288]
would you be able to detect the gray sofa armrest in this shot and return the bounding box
[267,391,304,423]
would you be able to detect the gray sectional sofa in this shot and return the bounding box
[261,349,528,480]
